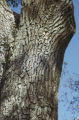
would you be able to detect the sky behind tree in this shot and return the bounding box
[64,0,79,74]
[59,0,79,120]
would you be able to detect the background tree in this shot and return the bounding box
[0,0,75,119]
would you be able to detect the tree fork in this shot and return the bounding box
[0,0,75,120]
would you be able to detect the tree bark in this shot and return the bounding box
[0,0,75,120]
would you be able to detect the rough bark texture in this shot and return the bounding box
[0,0,75,120]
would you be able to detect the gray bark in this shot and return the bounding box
[0,0,75,120]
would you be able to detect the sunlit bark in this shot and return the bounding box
[0,0,75,119]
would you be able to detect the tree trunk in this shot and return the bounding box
[0,0,75,120]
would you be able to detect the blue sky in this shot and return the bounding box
[10,0,79,120]
[9,0,22,14]
[59,1,79,120]
[64,33,79,73]
[64,0,79,74]
[11,4,21,13]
